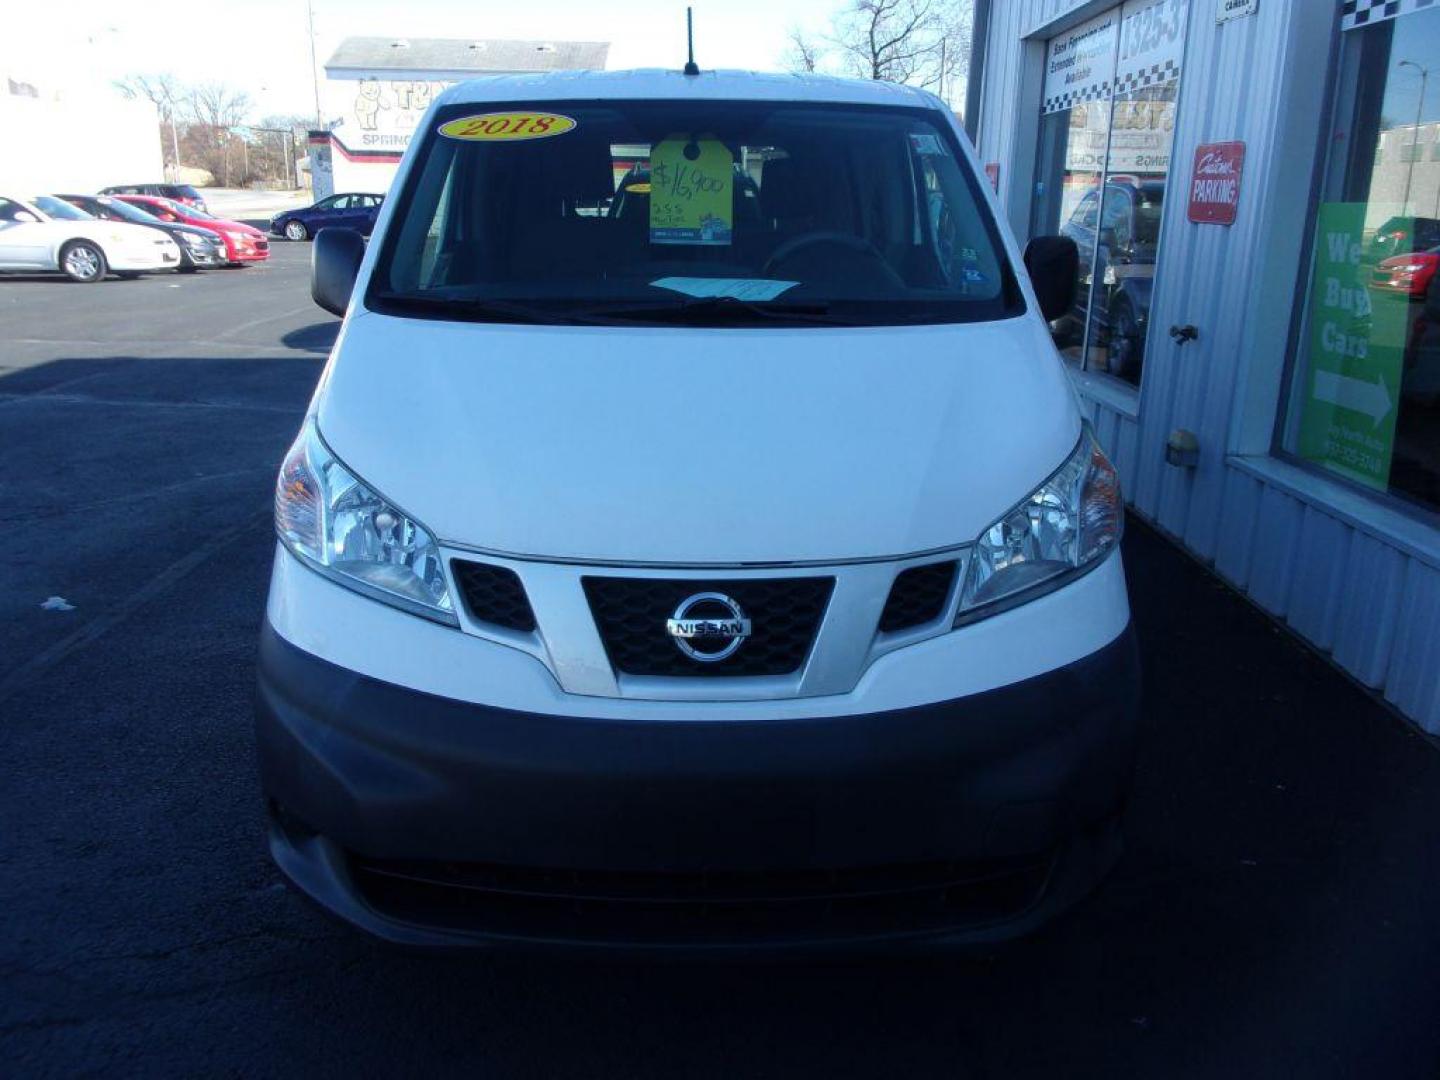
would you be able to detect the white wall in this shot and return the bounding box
[332,153,400,197]
[0,92,163,195]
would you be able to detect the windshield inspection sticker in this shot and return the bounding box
[438,112,576,141]
[649,135,734,246]
[909,132,949,156]
[651,277,799,301]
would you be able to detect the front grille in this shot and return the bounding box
[348,852,1052,947]
[878,560,957,633]
[452,560,536,632]
[582,576,833,677]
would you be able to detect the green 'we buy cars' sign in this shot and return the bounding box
[1296,203,1407,489]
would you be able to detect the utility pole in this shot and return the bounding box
[308,0,323,129]
[169,108,182,181]
[1399,60,1429,217]
[252,127,297,188]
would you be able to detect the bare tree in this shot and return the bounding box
[783,28,825,74]
[831,0,941,83]
[187,83,253,186]
[252,115,310,188]
[189,82,252,131]
[783,0,973,106]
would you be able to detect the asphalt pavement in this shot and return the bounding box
[3,243,1440,1078]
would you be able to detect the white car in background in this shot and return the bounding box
[0,194,181,282]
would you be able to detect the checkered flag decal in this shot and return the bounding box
[1342,0,1437,31]
[1115,58,1181,96]
[1043,79,1113,115]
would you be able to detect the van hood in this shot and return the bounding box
[316,311,1081,564]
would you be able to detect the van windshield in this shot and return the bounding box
[367,100,1022,327]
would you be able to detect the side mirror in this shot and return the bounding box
[1024,235,1080,322]
[1426,270,1440,322]
[312,227,366,317]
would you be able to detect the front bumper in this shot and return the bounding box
[184,245,226,267]
[224,238,270,262]
[256,619,1140,949]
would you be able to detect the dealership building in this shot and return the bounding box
[970,0,1440,733]
[311,36,610,197]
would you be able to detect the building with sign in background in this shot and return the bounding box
[312,36,610,198]
[968,0,1440,734]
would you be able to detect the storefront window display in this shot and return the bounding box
[1030,0,1188,387]
[1280,4,1440,513]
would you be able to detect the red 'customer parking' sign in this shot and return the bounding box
[1187,141,1245,225]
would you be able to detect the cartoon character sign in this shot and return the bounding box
[353,79,389,131]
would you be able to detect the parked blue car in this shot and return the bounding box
[270,193,384,241]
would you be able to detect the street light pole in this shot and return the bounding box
[1399,60,1428,217]
[307,0,323,130]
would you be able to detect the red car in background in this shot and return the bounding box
[112,195,269,265]
[1371,247,1440,299]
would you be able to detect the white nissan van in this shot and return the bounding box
[258,70,1139,949]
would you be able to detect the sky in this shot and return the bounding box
[8,0,851,121]
[1380,12,1440,128]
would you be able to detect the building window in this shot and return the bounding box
[1278,5,1440,514]
[1030,0,1189,388]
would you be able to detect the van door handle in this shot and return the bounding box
[1169,324,1198,345]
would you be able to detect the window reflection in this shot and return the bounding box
[1281,8,1440,513]
[1031,0,1187,388]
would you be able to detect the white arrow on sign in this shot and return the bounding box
[1313,370,1392,426]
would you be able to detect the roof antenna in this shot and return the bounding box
[683,7,700,76]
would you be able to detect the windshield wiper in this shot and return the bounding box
[371,291,862,327]
[578,295,860,326]
[369,292,607,325]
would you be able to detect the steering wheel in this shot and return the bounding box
[762,231,902,285]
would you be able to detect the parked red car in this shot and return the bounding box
[112,195,269,265]
[1371,247,1440,298]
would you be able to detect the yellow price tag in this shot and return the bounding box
[649,135,733,246]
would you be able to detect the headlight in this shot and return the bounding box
[181,233,209,250]
[956,427,1122,624]
[1391,263,1425,273]
[274,422,456,624]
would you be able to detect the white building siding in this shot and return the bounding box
[974,0,1440,735]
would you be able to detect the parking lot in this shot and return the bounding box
[4,243,1440,1077]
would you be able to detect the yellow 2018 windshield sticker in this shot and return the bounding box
[438,112,576,141]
